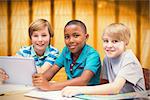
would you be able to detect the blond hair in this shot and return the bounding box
[102,23,131,45]
[28,19,54,39]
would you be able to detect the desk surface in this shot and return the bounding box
[0,91,150,100]
[0,84,150,100]
[0,84,80,100]
[0,84,39,100]
[1,90,149,100]
[0,91,81,100]
[0,92,39,100]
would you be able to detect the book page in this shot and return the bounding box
[24,89,81,100]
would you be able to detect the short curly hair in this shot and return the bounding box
[64,20,87,34]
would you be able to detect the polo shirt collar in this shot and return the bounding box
[31,45,37,57]
[44,45,50,56]
[76,44,88,63]
[65,44,88,63]
[31,45,50,57]
[65,47,71,60]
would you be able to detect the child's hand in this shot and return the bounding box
[32,73,50,90]
[61,86,82,98]
[0,68,9,82]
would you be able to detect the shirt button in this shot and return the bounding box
[71,64,74,66]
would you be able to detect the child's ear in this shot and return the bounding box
[85,33,89,39]
[125,41,129,46]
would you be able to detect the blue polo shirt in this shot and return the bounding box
[55,44,101,85]
[16,45,59,67]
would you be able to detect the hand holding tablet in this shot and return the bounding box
[0,56,37,86]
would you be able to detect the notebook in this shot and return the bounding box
[0,56,36,86]
[24,89,80,100]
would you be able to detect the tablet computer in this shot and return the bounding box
[0,56,36,86]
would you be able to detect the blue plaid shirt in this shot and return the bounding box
[16,45,59,67]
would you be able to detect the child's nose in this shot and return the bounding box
[38,36,42,41]
[69,37,74,42]
[107,42,113,47]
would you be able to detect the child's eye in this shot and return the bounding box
[103,40,108,43]
[42,34,47,37]
[112,40,119,43]
[72,33,79,38]
[32,35,38,37]
[73,34,79,38]
[64,35,69,39]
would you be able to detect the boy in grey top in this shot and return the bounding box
[103,49,145,93]
[62,23,145,97]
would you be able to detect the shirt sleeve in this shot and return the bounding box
[84,51,101,74]
[118,63,143,86]
[101,59,108,80]
[55,47,66,68]
[16,46,27,56]
[45,50,59,66]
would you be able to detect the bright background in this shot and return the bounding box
[0,0,149,81]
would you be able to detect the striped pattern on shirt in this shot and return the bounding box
[16,45,59,67]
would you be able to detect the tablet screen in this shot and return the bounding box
[0,56,36,86]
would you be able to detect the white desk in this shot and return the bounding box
[0,84,149,100]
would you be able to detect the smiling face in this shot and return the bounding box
[64,24,88,55]
[102,34,125,58]
[31,26,50,56]
[102,23,130,58]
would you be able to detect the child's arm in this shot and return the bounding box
[37,48,59,73]
[61,75,126,97]
[33,69,94,91]
[32,64,61,90]
[36,62,52,73]
[43,64,61,80]
[100,78,109,84]
[47,70,94,90]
